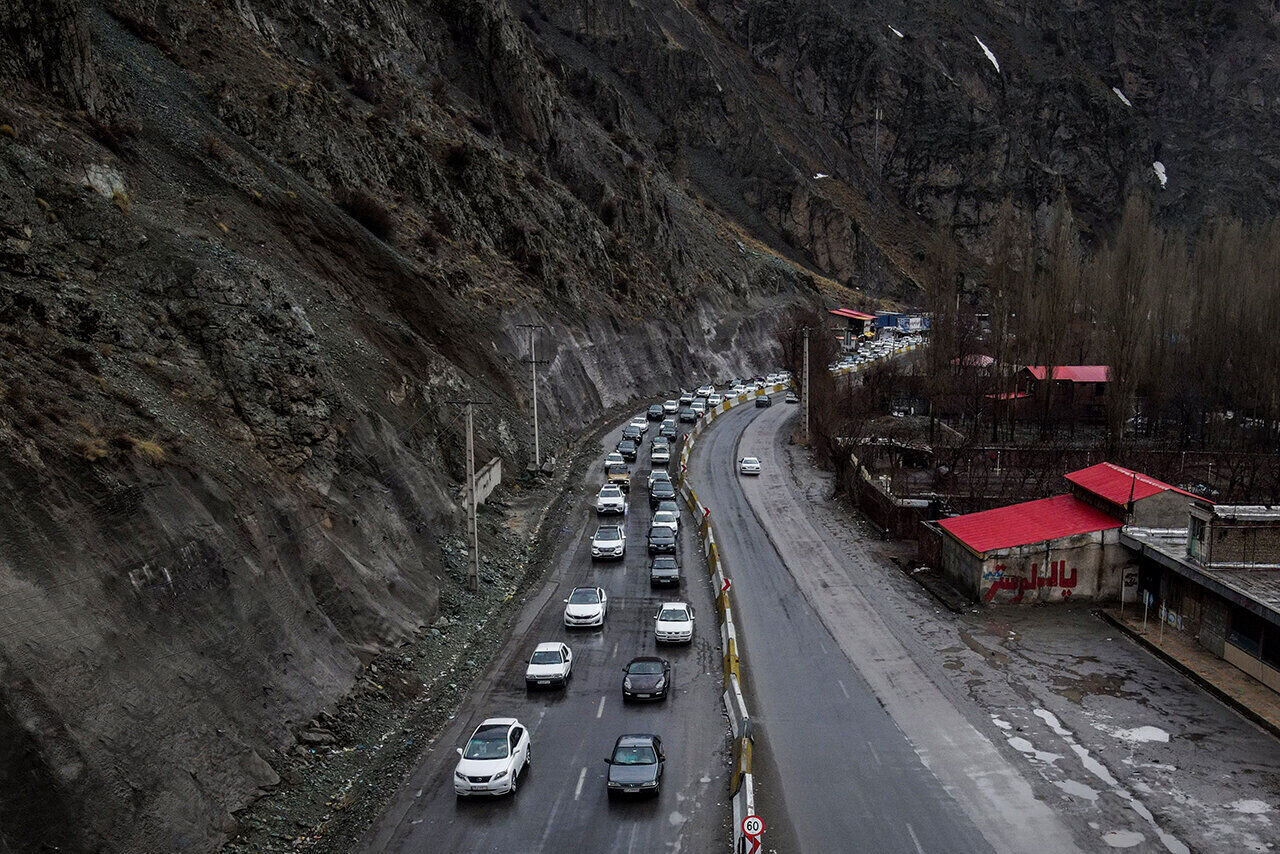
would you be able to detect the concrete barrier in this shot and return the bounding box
[676,383,783,851]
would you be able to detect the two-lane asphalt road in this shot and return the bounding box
[361,417,728,853]
[691,402,1080,854]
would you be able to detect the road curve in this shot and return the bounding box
[361,416,728,853]
[691,401,1080,854]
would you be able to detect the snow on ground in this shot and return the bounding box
[888,25,904,39]
[1112,87,1132,107]
[975,35,1000,73]
[1105,725,1171,743]
[813,172,830,180]
[1153,161,1168,188]
[1230,799,1271,815]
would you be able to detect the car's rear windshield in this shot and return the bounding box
[612,746,657,765]
[607,465,628,475]
[530,650,563,665]
[628,660,664,675]
[569,588,600,604]
[463,725,510,759]
[652,556,677,568]
[659,607,688,621]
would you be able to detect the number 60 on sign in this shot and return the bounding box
[742,815,765,837]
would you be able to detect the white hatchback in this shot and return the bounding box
[454,718,531,797]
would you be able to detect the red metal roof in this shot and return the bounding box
[829,308,876,321]
[1023,365,1110,383]
[1065,462,1208,506]
[952,354,996,367]
[938,494,1122,554]
[985,391,1030,400]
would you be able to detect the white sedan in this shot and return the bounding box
[738,457,762,475]
[564,586,608,628]
[630,415,649,434]
[454,717,531,797]
[525,642,572,688]
[651,509,680,536]
[654,602,695,644]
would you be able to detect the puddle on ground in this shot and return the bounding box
[1102,829,1145,847]
[1055,779,1100,801]
[1051,672,1138,703]
[1007,735,1063,764]
[1106,725,1171,743]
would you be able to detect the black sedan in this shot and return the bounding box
[605,734,665,796]
[616,439,638,461]
[648,479,676,509]
[622,424,643,444]
[647,524,676,554]
[647,404,664,420]
[755,395,772,408]
[649,555,680,587]
[622,656,671,701]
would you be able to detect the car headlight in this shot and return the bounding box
[655,677,666,689]
[455,772,467,781]
[642,780,658,788]
[624,676,633,689]
[492,770,508,780]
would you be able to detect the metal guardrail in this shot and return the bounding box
[677,383,784,851]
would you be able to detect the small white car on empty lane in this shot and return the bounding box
[738,457,762,475]
[525,642,572,689]
[564,586,608,628]
[454,717,531,797]
[654,602,694,644]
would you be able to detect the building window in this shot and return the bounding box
[1228,609,1264,658]
[1189,517,1206,559]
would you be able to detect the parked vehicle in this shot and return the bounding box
[454,718,530,797]
[525,642,572,689]
[622,657,670,701]
[648,554,681,587]
[563,586,607,628]
[591,525,626,560]
[654,602,694,643]
[604,734,664,796]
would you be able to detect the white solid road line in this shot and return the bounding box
[611,641,618,659]
[837,678,849,698]
[907,823,926,854]
[574,767,587,801]
[596,695,606,719]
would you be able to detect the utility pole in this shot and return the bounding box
[803,325,811,445]
[517,323,547,468]
[451,399,489,592]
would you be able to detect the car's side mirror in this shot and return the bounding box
[562,598,569,603]
[602,758,612,765]
[456,747,464,756]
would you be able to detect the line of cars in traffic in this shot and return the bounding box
[830,334,921,372]
[453,372,788,800]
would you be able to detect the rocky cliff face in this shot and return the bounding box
[1,0,1274,850]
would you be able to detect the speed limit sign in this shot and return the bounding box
[742,814,765,837]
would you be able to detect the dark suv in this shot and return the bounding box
[647,404,664,420]
[622,425,643,444]
[649,555,680,587]
[678,407,697,423]
[616,439,638,461]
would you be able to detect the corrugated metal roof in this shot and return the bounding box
[1065,462,1208,505]
[938,494,1122,554]
[1024,365,1110,382]
[829,308,876,321]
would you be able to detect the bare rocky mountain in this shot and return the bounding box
[0,0,1275,850]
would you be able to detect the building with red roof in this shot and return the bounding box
[1016,365,1111,424]
[1065,462,1211,527]
[928,461,1209,605]
[829,308,876,348]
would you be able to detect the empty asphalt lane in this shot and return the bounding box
[362,417,728,853]
[690,402,998,854]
